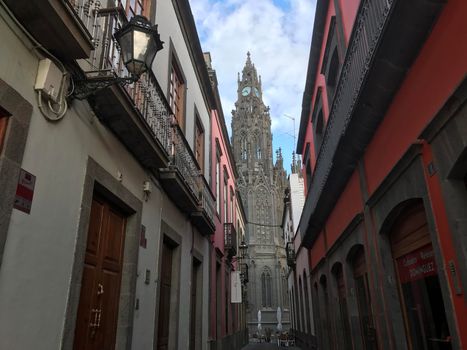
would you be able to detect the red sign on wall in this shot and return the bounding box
[396,245,437,284]
[13,169,36,214]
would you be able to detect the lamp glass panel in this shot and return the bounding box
[132,31,150,62]
[118,29,133,64]
[127,60,146,76]
[144,37,158,70]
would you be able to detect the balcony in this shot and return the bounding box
[80,8,172,172]
[224,223,237,259]
[286,242,296,268]
[191,175,216,235]
[74,8,212,224]
[299,0,445,247]
[3,0,97,59]
[159,123,201,213]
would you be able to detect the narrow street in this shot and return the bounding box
[240,342,301,350]
[1,0,467,349]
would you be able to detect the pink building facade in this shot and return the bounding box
[206,54,248,350]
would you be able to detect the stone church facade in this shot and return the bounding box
[232,53,290,335]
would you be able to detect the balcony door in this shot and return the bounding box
[73,195,127,350]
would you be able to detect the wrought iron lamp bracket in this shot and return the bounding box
[72,74,139,100]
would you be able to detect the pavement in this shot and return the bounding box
[240,342,301,350]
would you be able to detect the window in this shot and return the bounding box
[282,273,288,307]
[0,109,9,153]
[230,187,234,224]
[311,88,325,156]
[169,57,185,130]
[321,17,342,107]
[223,178,228,223]
[241,137,247,160]
[327,48,340,101]
[194,115,204,172]
[315,110,324,152]
[261,268,272,307]
[304,143,312,193]
[216,145,221,214]
[118,0,146,18]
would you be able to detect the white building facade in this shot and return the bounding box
[282,166,316,346]
[0,1,217,349]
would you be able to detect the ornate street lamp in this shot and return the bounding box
[238,241,249,285]
[114,15,163,77]
[73,15,163,99]
[286,242,296,269]
[239,240,248,260]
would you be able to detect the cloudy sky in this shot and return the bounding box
[190,0,316,173]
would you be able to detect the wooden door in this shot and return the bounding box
[157,241,173,350]
[353,248,377,350]
[0,108,9,152]
[189,259,199,350]
[74,196,126,350]
[336,267,352,349]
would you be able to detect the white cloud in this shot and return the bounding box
[191,0,316,170]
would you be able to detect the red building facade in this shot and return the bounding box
[296,0,467,349]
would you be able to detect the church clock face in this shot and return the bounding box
[242,86,251,96]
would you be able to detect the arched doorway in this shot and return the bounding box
[332,263,352,349]
[390,202,451,349]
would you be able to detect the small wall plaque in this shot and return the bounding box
[13,169,36,214]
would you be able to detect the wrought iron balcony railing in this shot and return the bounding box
[314,0,394,201]
[301,0,395,243]
[286,242,296,268]
[197,175,216,226]
[74,6,211,217]
[170,124,202,200]
[68,0,101,43]
[76,8,173,156]
[224,223,237,258]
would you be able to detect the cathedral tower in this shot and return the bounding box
[232,53,289,333]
